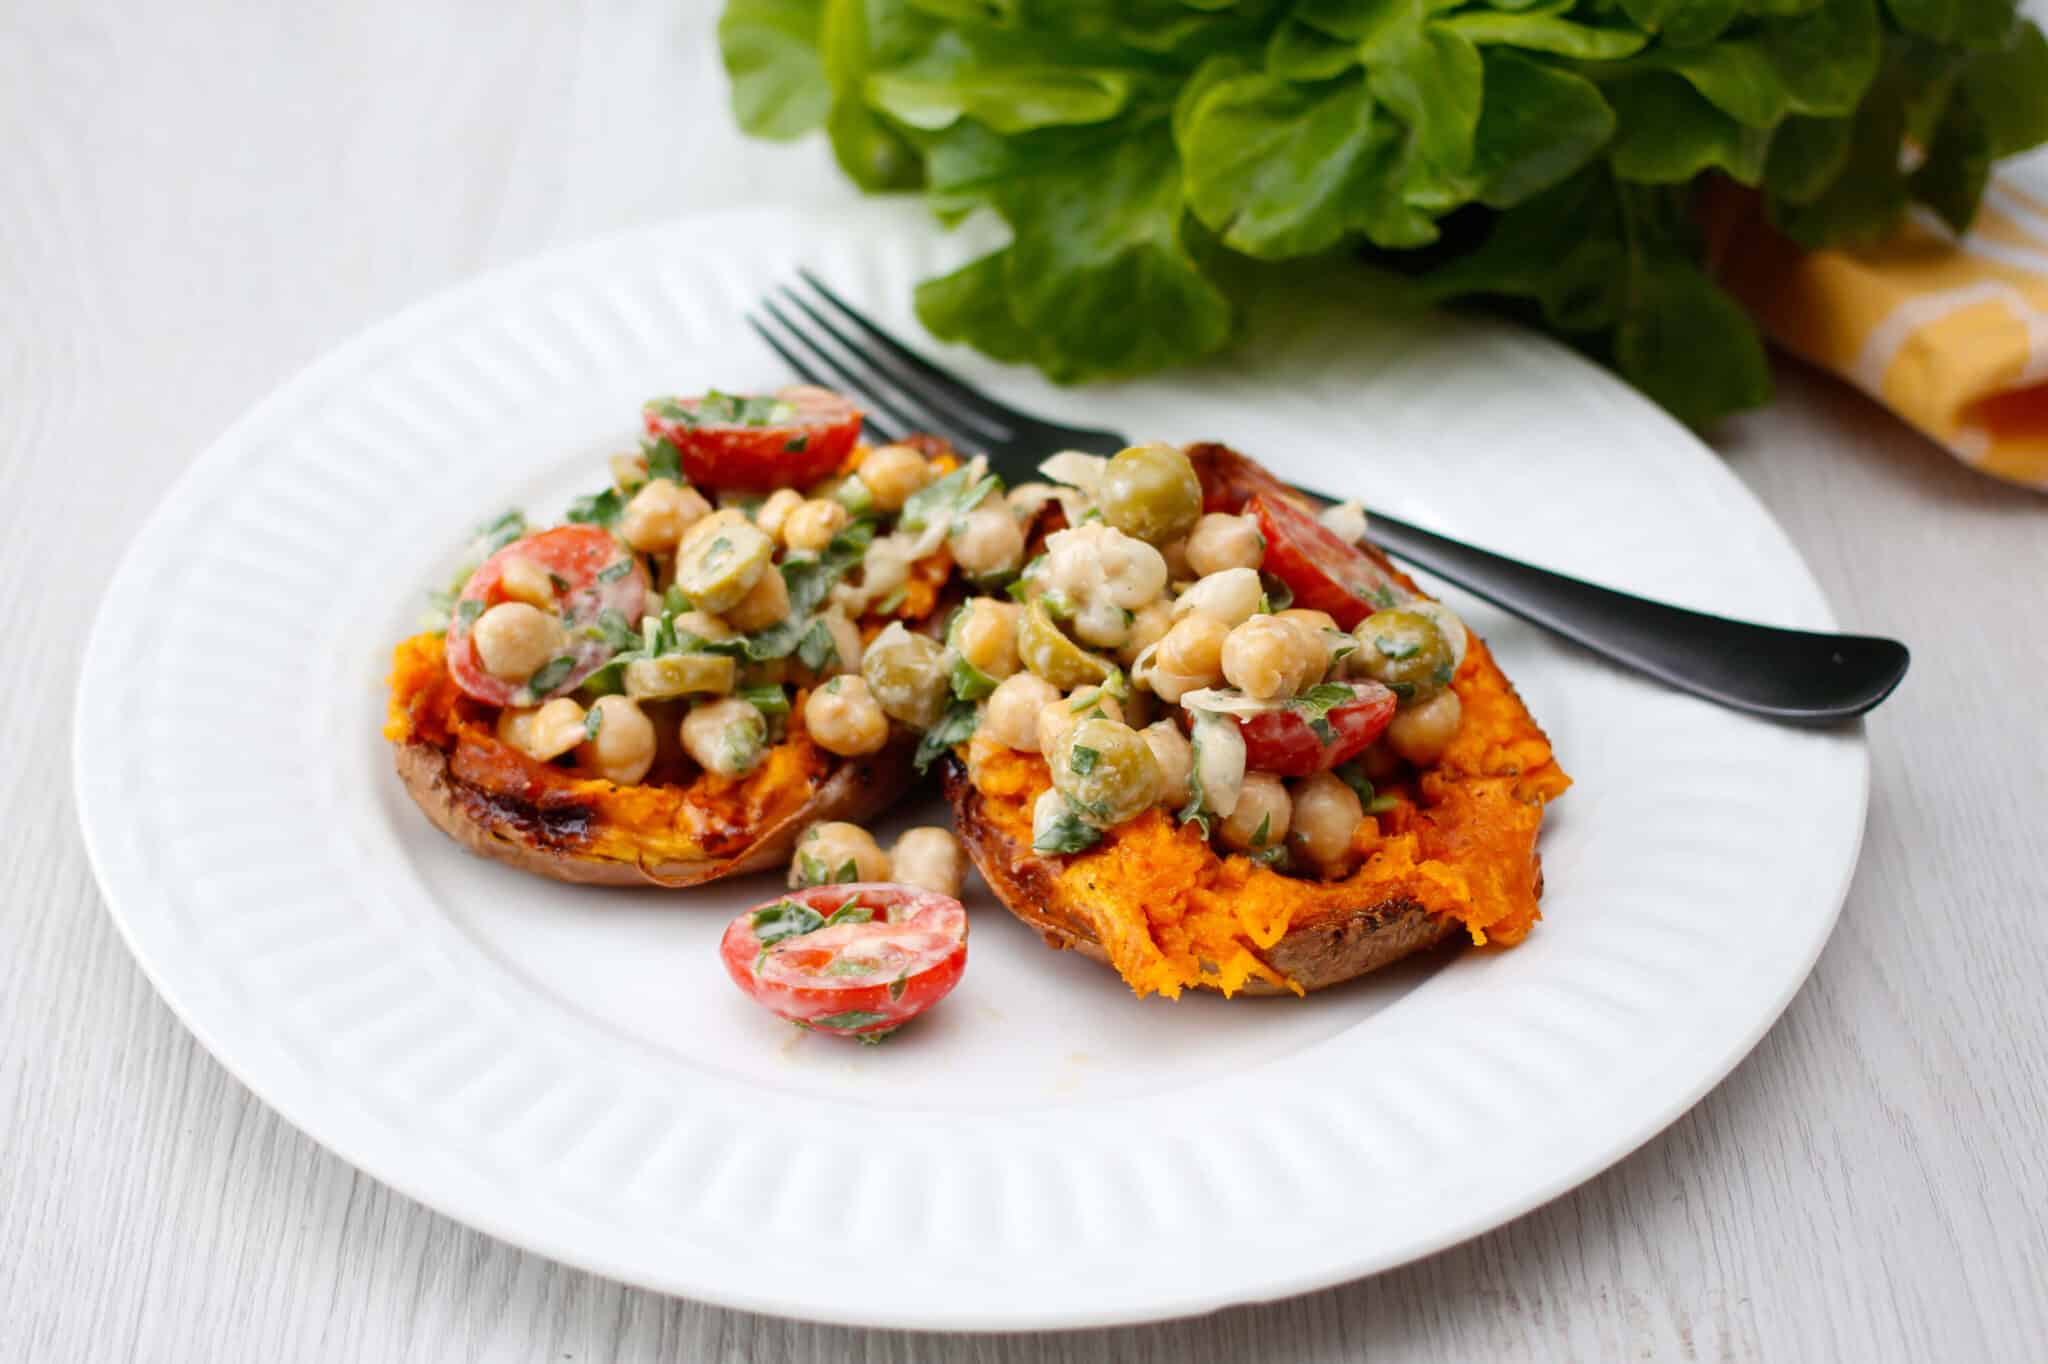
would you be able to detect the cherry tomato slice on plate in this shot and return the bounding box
[720,883,968,1041]
[446,525,648,707]
[1247,492,1408,631]
[1235,681,1398,777]
[642,385,862,492]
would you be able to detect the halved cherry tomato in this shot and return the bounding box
[642,384,862,492]
[720,883,968,1040]
[1246,492,1408,631]
[1234,681,1398,777]
[447,525,648,707]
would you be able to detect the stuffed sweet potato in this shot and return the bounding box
[930,441,1568,998]
[384,391,1001,887]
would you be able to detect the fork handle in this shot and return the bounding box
[1355,507,1909,722]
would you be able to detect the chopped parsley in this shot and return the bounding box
[1287,682,1358,744]
[596,558,632,583]
[1033,797,1103,856]
[644,436,683,484]
[453,598,484,629]
[784,433,809,453]
[898,465,1001,536]
[811,1009,891,1032]
[583,706,604,741]
[1069,745,1100,775]
[738,684,790,718]
[823,898,873,927]
[948,656,998,702]
[751,898,826,948]
[566,486,625,528]
[525,655,575,697]
[914,699,979,772]
[794,851,861,886]
[797,619,839,672]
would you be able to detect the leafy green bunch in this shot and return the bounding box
[721,0,2048,427]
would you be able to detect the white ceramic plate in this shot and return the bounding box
[74,202,1866,1331]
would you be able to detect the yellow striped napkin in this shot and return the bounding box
[1711,179,2048,489]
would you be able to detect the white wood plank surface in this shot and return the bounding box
[5,2,2046,1359]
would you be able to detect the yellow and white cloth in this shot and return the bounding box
[1712,179,2048,490]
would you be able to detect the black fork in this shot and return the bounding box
[748,273,1909,724]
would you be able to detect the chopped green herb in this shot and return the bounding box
[914,699,979,773]
[752,898,827,946]
[1250,812,1272,849]
[548,572,571,594]
[663,584,692,614]
[948,656,998,702]
[1070,745,1100,776]
[1287,682,1358,745]
[593,608,639,652]
[597,559,632,583]
[899,465,1000,536]
[1370,585,1397,609]
[797,619,838,673]
[876,584,908,615]
[583,706,603,741]
[566,487,624,528]
[739,684,790,718]
[856,1027,898,1046]
[784,433,809,453]
[644,437,683,484]
[648,397,692,423]
[825,958,880,976]
[823,898,873,928]
[475,509,528,554]
[1375,633,1419,661]
[1260,575,1294,612]
[1333,762,1375,807]
[1367,793,1400,815]
[526,655,575,696]
[888,972,909,1002]
[1033,798,1103,856]
[454,598,484,629]
[795,851,862,887]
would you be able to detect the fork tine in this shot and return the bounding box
[756,296,987,452]
[797,270,1066,437]
[746,314,899,444]
[780,282,1011,443]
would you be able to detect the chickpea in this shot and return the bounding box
[861,621,949,729]
[676,520,774,612]
[753,487,804,542]
[1142,720,1193,808]
[1384,689,1463,767]
[574,695,657,785]
[792,821,890,887]
[672,610,733,644]
[1050,717,1160,829]
[1158,535,1192,584]
[1219,772,1292,853]
[1040,524,1169,647]
[890,826,966,897]
[1288,771,1363,869]
[1118,599,1173,667]
[496,555,556,609]
[1277,607,1338,635]
[784,497,850,554]
[724,561,791,632]
[802,675,891,757]
[1185,513,1264,576]
[948,598,1021,679]
[1173,567,1263,627]
[620,478,712,554]
[859,444,933,512]
[1221,614,1319,700]
[495,696,586,762]
[681,696,768,778]
[985,673,1059,752]
[1037,685,1125,759]
[1154,614,1228,682]
[472,602,563,683]
[1279,608,1342,677]
[947,495,1026,580]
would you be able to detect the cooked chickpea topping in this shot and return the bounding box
[1221,614,1321,700]
[1172,567,1263,626]
[724,560,791,632]
[985,673,1060,752]
[472,602,564,683]
[680,696,768,778]
[495,696,586,762]
[672,610,733,643]
[1141,720,1193,808]
[1119,600,1173,667]
[676,520,774,612]
[890,826,967,897]
[1219,772,1291,853]
[753,487,804,542]
[949,598,1021,679]
[1384,689,1463,766]
[1277,607,1344,671]
[1041,523,1169,648]
[859,444,934,512]
[784,497,850,554]
[620,478,712,554]
[803,675,891,757]
[792,821,890,887]
[1037,685,1125,759]
[1288,772,1363,869]
[1158,535,1192,583]
[1277,607,1338,635]
[948,494,1026,580]
[496,556,556,609]
[676,507,751,558]
[574,695,657,785]
[1154,613,1228,681]
[1185,513,1264,576]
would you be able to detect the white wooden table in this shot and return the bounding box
[7,3,2047,1359]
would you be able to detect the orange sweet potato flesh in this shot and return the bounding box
[385,632,918,886]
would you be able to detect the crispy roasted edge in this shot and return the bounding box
[942,759,1460,994]
[394,734,920,889]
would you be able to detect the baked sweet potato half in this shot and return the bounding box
[941,442,1569,998]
